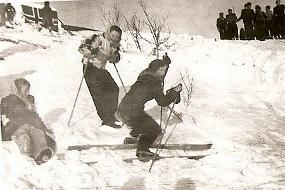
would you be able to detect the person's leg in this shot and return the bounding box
[28,126,53,164]
[83,64,110,122]
[100,70,119,122]
[11,124,31,155]
[234,24,239,39]
[133,113,162,153]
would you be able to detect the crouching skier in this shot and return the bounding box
[117,56,182,161]
[1,78,55,164]
[78,25,122,128]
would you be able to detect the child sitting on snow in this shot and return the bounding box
[1,78,55,164]
[117,55,182,160]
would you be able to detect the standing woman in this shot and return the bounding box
[78,25,122,128]
[117,57,182,159]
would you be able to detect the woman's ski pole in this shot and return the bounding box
[113,63,127,94]
[67,64,88,127]
[149,98,177,172]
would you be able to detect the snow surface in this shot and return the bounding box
[1,23,285,190]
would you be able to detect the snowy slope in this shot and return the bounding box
[1,23,285,190]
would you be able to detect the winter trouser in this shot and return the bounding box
[275,17,285,38]
[255,24,266,41]
[219,30,227,40]
[227,23,239,39]
[39,18,54,32]
[11,124,54,163]
[83,63,119,123]
[118,110,162,151]
[244,23,255,40]
[266,20,273,37]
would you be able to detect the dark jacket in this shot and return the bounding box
[1,94,46,140]
[216,17,227,31]
[118,71,180,117]
[41,5,53,20]
[226,13,237,24]
[237,9,255,25]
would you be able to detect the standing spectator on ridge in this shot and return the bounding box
[38,1,54,33]
[0,3,5,26]
[265,5,274,38]
[226,9,239,40]
[237,2,255,40]
[78,25,122,128]
[273,0,285,38]
[216,12,227,40]
[4,3,16,25]
[254,5,267,41]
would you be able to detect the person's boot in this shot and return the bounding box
[124,137,138,144]
[102,120,122,129]
[136,149,159,162]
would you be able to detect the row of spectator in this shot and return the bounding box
[217,0,285,41]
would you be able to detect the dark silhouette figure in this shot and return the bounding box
[265,5,274,38]
[4,3,16,25]
[0,3,5,26]
[237,2,255,40]
[254,5,267,41]
[217,12,227,40]
[226,9,239,40]
[38,1,54,33]
[273,0,285,38]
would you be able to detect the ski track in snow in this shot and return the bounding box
[1,23,285,189]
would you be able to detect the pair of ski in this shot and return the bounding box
[67,141,212,163]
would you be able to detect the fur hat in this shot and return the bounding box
[148,59,167,72]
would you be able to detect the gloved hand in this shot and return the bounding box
[91,47,99,55]
[173,84,182,104]
[163,52,171,65]
[109,51,121,63]
[174,83,182,93]
[166,83,182,104]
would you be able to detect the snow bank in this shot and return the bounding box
[1,23,285,189]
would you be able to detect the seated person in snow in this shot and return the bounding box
[1,78,55,164]
[117,55,182,159]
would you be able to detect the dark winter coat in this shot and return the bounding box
[273,5,285,17]
[216,17,227,31]
[41,5,53,27]
[226,13,237,24]
[1,94,46,140]
[237,9,255,25]
[118,70,180,118]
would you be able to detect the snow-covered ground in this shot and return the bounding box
[1,23,285,190]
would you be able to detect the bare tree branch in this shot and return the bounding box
[123,13,143,51]
[100,1,123,29]
[137,0,172,57]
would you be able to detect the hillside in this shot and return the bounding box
[1,23,285,189]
